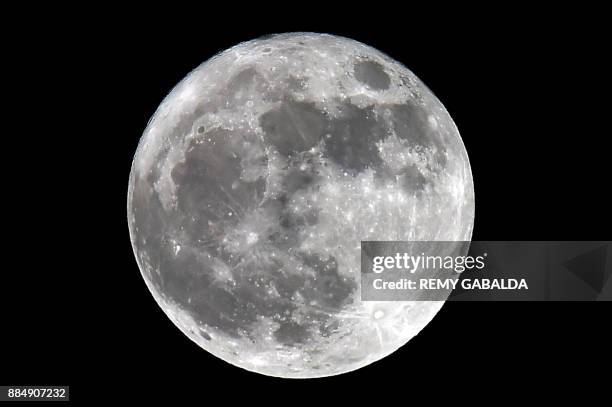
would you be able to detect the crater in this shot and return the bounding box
[353,60,391,90]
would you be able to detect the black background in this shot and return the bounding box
[3,6,610,402]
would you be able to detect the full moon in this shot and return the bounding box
[128,33,474,378]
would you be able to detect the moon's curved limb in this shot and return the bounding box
[128,33,474,378]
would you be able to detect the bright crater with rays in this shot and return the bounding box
[128,33,474,378]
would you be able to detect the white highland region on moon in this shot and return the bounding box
[128,33,475,378]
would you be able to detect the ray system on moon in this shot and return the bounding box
[128,33,475,378]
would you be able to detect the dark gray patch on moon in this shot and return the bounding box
[286,76,307,91]
[388,103,434,148]
[274,321,310,345]
[261,100,390,174]
[171,131,264,237]
[324,104,386,174]
[224,67,270,104]
[400,164,428,193]
[260,99,327,156]
[283,168,318,194]
[353,60,391,90]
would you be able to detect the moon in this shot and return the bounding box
[128,33,474,378]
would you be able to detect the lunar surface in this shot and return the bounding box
[128,33,474,378]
